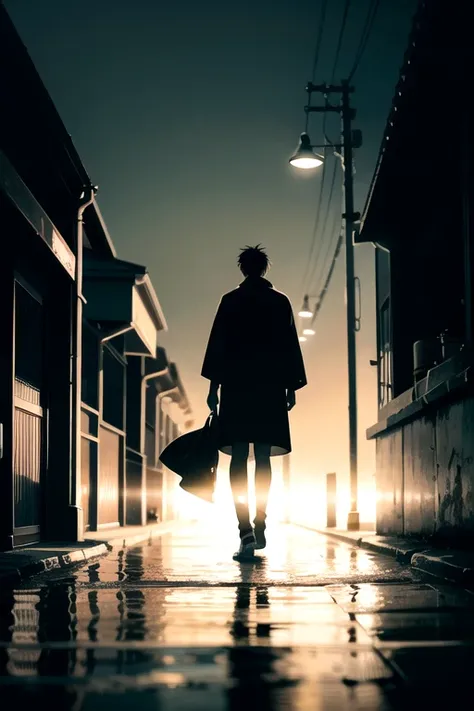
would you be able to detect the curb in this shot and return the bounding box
[308,527,474,585]
[411,551,474,585]
[0,543,108,587]
[311,528,428,563]
[357,537,428,565]
[0,519,188,586]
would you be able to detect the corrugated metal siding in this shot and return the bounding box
[81,437,92,530]
[15,378,40,405]
[145,423,155,466]
[98,425,120,526]
[146,468,163,522]
[125,455,144,526]
[13,281,43,542]
[14,400,41,529]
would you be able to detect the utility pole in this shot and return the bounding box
[341,81,359,531]
[305,81,360,531]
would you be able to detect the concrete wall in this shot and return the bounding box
[376,395,474,542]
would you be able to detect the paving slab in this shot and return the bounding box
[356,610,474,643]
[327,582,474,613]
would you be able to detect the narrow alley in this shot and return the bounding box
[1,523,473,710]
[1,3,473,709]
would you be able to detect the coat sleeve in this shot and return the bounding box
[201,298,227,384]
[286,302,307,391]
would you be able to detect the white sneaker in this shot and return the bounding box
[232,532,256,561]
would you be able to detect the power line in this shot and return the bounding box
[300,0,329,289]
[305,153,338,294]
[304,0,349,297]
[301,104,331,292]
[311,0,329,82]
[330,0,352,84]
[301,0,351,295]
[300,147,327,292]
[312,187,342,297]
[348,0,381,81]
[310,226,344,327]
[301,136,331,291]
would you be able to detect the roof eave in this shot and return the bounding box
[136,273,168,333]
[357,2,426,244]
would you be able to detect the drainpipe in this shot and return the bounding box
[141,367,170,453]
[70,185,96,541]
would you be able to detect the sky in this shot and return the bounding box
[5,0,417,524]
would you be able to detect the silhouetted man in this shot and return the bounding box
[202,245,307,560]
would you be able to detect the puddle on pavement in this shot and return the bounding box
[0,650,399,711]
[28,523,414,587]
[0,583,373,652]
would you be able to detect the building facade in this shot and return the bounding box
[0,4,191,550]
[358,0,473,542]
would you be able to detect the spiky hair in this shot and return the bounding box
[237,244,271,277]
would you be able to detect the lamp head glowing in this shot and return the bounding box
[289,133,324,170]
[298,295,313,319]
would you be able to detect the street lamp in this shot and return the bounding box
[289,133,324,170]
[297,295,317,342]
[290,81,361,532]
[298,294,314,319]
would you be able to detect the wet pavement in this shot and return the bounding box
[0,522,473,709]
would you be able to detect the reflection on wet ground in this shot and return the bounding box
[0,523,473,709]
[65,523,415,586]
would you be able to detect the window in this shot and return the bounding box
[82,323,99,409]
[15,280,43,393]
[145,383,156,430]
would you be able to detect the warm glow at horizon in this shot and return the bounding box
[174,463,376,532]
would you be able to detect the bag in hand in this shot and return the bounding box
[159,414,219,503]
